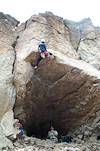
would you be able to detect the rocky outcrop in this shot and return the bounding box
[64,18,100,70]
[0,13,19,149]
[0,11,100,150]
[14,12,100,141]
[0,12,20,27]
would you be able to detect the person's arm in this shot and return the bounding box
[45,43,47,50]
[38,44,41,53]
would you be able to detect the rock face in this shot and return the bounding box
[14,12,100,139]
[0,12,19,149]
[0,11,100,149]
[64,18,100,70]
[0,12,20,27]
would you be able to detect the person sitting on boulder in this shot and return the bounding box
[47,126,58,143]
[34,39,49,69]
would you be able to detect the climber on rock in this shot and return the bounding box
[47,126,58,143]
[34,39,50,69]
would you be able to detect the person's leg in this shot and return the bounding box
[34,53,42,68]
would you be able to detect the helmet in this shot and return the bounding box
[41,39,45,43]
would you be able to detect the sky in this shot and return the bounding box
[0,0,100,26]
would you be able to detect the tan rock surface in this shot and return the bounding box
[0,12,100,150]
[0,12,19,149]
[14,13,100,138]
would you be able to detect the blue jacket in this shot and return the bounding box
[38,42,47,53]
[19,128,24,135]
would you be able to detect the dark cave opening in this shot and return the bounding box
[19,111,70,140]
[22,118,73,143]
[26,121,52,138]
[16,101,72,139]
[15,103,83,141]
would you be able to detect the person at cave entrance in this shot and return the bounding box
[47,126,58,143]
[18,123,25,138]
[15,121,25,139]
[34,39,49,69]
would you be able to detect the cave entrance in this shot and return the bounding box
[21,107,69,139]
[24,119,68,139]
[26,121,52,138]
[16,104,70,139]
